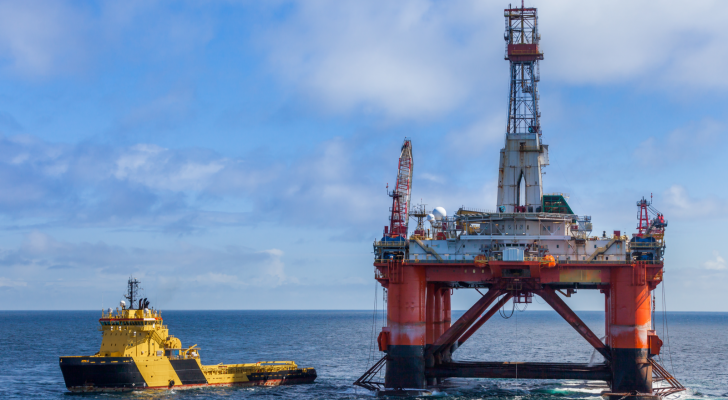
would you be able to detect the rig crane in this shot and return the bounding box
[385,139,413,238]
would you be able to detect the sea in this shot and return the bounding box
[1,309,725,399]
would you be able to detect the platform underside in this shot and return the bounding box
[426,361,611,381]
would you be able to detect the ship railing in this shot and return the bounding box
[167,354,199,360]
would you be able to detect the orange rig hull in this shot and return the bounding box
[363,260,669,398]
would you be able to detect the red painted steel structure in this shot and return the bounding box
[373,259,667,396]
[357,4,683,399]
[387,140,413,238]
[637,197,651,237]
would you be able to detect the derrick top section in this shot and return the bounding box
[504,4,543,62]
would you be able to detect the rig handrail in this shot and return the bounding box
[375,258,660,265]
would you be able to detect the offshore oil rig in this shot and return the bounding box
[355,4,684,399]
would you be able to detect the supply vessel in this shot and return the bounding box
[59,278,316,392]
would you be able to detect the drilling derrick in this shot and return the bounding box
[357,4,684,399]
[498,5,548,213]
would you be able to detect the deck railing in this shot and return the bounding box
[374,258,662,265]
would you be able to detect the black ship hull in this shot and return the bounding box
[59,357,317,392]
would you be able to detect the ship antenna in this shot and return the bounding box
[124,277,142,309]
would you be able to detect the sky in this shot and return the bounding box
[0,0,726,311]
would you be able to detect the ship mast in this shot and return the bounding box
[124,277,141,309]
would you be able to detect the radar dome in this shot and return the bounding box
[426,214,435,222]
[433,207,447,220]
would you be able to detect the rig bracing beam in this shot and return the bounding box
[458,292,514,346]
[536,286,611,361]
[427,289,502,358]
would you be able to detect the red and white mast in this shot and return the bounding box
[387,139,413,238]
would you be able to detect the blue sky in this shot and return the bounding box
[0,0,726,311]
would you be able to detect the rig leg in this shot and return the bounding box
[608,265,652,394]
[439,287,453,365]
[434,286,444,341]
[443,288,451,331]
[384,264,427,391]
[425,283,436,386]
[426,283,435,345]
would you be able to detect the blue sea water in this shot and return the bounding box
[0,309,725,399]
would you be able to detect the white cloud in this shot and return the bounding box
[542,1,728,88]
[0,1,214,79]
[663,185,721,219]
[446,116,504,154]
[704,251,726,271]
[0,231,298,287]
[634,119,725,166]
[260,0,728,120]
[260,248,298,286]
[114,144,225,192]
[262,1,501,119]
[0,277,26,288]
[0,1,89,76]
[419,173,445,184]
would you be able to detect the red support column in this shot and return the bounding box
[439,287,453,365]
[608,264,653,394]
[603,288,610,349]
[426,283,435,345]
[443,288,451,332]
[428,289,502,357]
[434,286,444,341]
[384,264,427,390]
